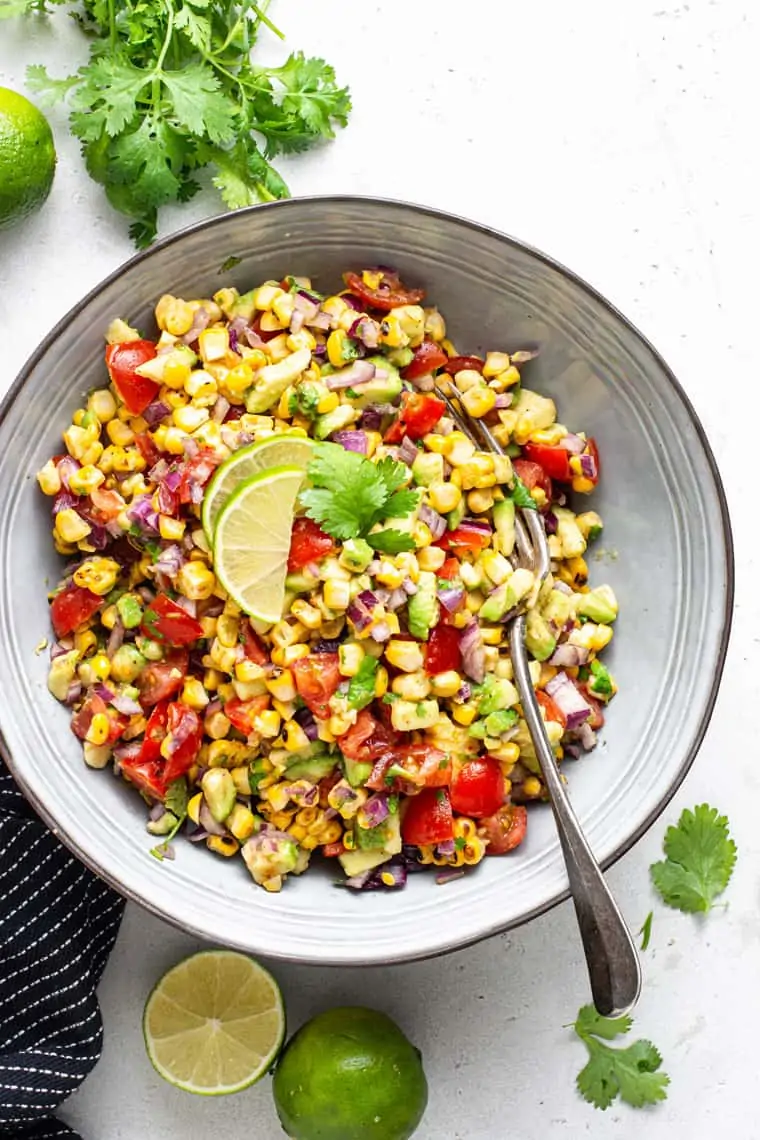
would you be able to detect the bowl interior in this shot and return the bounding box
[0,198,732,963]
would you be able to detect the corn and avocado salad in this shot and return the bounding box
[38,267,618,893]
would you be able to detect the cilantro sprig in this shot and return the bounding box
[6,0,351,247]
[572,1005,669,1111]
[510,474,538,511]
[149,778,188,861]
[650,804,737,913]
[300,442,419,554]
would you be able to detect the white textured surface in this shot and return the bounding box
[0,1,757,1138]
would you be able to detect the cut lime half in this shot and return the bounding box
[143,950,285,1096]
[202,432,313,544]
[212,464,305,624]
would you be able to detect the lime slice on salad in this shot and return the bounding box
[202,432,313,543]
[212,464,306,624]
[143,950,285,1096]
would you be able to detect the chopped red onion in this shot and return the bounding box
[418,503,447,540]
[289,309,305,335]
[143,401,170,428]
[212,395,231,423]
[64,680,82,706]
[370,621,392,643]
[149,802,166,822]
[93,683,115,702]
[307,311,333,331]
[180,307,210,344]
[52,488,78,516]
[559,433,585,455]
[174,596,197,619]
[51,639,74,660]
[57,456,81,490]
[544,511,558,536]
[106,620,125,659]
[149,458,170,482]
[460,517,492,534]
[493,393,513,409]
[362,794,390,828]
[347,590,378,632]
[385,588,408,611]
[367,560,382,575]
[154,544,184,578]
[545,671,591,730]
[548,643,590,668]
[182,437,200,460]
[343,869,375,890]
[436,868,465,885]
[159,844,176,860]
[454,682,471,703]
[459,621,486,683]
[325,360,376,390]
[244,326,266,349]
[126,494,160,535]
[331,430,368,454]
[553,580,573,596]
[411,373,435,392]
[435,838,455,856]
[137,586,156,604]
[437,585,465,613]
[293,706,319,741]
[402,577,418,595]
[577,723,597,751]
[199,803,227,836]
[579,452,598,480]
[350,317,381,349]
[398,436,419,466]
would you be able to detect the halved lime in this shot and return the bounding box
[212,464,305,624]
[202,432,313,544]
[143,950,285,1096]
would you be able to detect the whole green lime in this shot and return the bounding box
[0,86,56,231]
[272,1006,428,1140]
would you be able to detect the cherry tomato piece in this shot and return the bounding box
[521,443,573,483]
[161,702,203,782]
[105,340,159,415]
[240,619,269,666]
[293,653,342,720]
[287,518,336,572]
[441,356,485,375]
[139,650,189,707]
[434,521,491,556]
[400,340,448,381]
[141,594,204,647]
[437,557,461,581]
[50,584,102,639]
[385,392,446,443]
[322,841,346,858]
[224,695,270,737]
[479,804,528,854]
[512,458,553,502]
[177,449,223,505]
[120,754,168,801]
[343,270,425,313]
[139,700,170,766]
[450,756,505,818]
[337,709,397,765]
[536,689,568,731]
[425,623,462,675]
[401,787,454,847]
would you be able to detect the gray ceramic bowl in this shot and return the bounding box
[0,197,733,964]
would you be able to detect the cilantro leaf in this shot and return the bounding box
[25,64,81,106]
[346,655,378,711]
[301,442,418,543]
[572,1004,669,1111]
[367,529,416,555]
[164,777,189,819]
[639,910,653,951]
[650,804,737,913]
[510,474,537,511]
[162,65,237,144]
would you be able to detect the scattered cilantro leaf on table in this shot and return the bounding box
[650,804,737,913]
[572,1004,669,1111]
[4,0,351,247]
[638,910,653,951]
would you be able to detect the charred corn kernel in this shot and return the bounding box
[499,365,522,389]
[338,642,364,677]
[483,646,499,673]
[114,448,146,474]
[83,742,111,769]
[165,427,190,456]
[205,710,231,740]
[235,659,266,684]
[185,370,218,402]
[36,459,62,496]
[74,629,97,658]
[530,424,568,446]
[430,669,462,698]
[262,333,290,363]
[317,820,343,846]
[156,517,186,546]
[427,482,461,514]
[321,579,350,611]
[162,297,196,337]
[85,654,111,683]
[375,560,405,589]
[326,329,351,368]
[394,552,419,582]
[391,670,431,700]
[453,368,483,394]
[452,702,478,726]
[560,555,588,587]
[572,475,596,494]
[74,557,120,596]
[283,720,312,753]
[522,776,543,798]
[206,739,245,768]
[481,550,512,586]
[85,712,110,747]
[479,627,503,647]
[163,390,189,410]
[467,488,495,513]
[216,613,240,648]
[106,418,135,447]
[265,669,297,702]
[54,537,78,557]
[173,405,209,433]
[202,668,223,692]
[315,390,339,415]
[412,521,433,548]
[227,804,256,842]
[231,767,252,796]
[424,307,446,341]
[461,385,496,418]
[176,561,216,600]
[223,364,255,398]
[270,648,286,667]
[287,328,317,354]
[253,283,284,311]
[55,510,91,544]
[98,605,120,633]
[186,793,203,825]
[180,677,209,711]
[271,621,299,649]
[290,600,322,630]
[379,312,408,349]
[62,424,96,461]
[482,351,511,378]
[254,708,281,738]
[463,837,487,864]
[162,358,191,389]
[416,545,446,574]
[327,712,356,737]
[207,835,239,857]
[87,389,117,422]
[385,639,425,673]
[209,639,240,673]
[280,644,309,668]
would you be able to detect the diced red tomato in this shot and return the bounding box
[105,340,159,415]
[450,756,505,818]
[141,594,203,646]
[400,340,448,381]
[384,392,446,443]
[134,433,162,469]
[585,438,601,487]
[401,787,454,846]
[437,557,460,581]
[441,355,485,376]
[434,521,491,556]
[161,702,203,782]
[224,695,269,737]
[240,619,269,666]
[522,443,573,483]
[177,449,223,505]
[536,689,567,731]
[120,755,168,801]
[425,623,462,675]
[479,804,528,854]
[70,694,126,745]
[287,518,336,572]
[50,584,102,639]
[292,653,341,720]
[251,315,281,343]
[342,270,425,313]
[512,459,552,502]
[139,700,170,765]
[139,650,189,707]
[572,681,605,730]
[366,743,451,792]
[89,486,126,522]
[322,841,346,858]
[337,708,397,765]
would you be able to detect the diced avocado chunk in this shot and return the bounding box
[385,346,414,369]
[347,357,403,409]
[406,570,439,640]
[105,318,141,345]
[588,658,614,700]
[343,756,373,788]
[288,382,322,421]
[338,848,391,877]
[412,452,444,486]
[492,498,516,556]
[554,507,587,559]
[229,289,257,321]
[285,748,337,782]
[525,609,557,662]
[479,584,510,623]
[116,592,143,630]
[476,674,519,716]
[390,698,440,732]
[340,538,374,573]
[542,588,573,628]
[246,348,312,414]
[201,768,236,824]
[48,650,80,702]
[353,810,401,853]
[313,404,357,441]
[484,708,519,737]
[284,572,315,594]
[134,344,196,383]
[447,496,466,531]
[577,585,618,624]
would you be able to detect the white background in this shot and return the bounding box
[1,1,759,1137]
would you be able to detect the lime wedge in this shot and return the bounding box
[202,432,313,544]
[143,950,285,1096]
[212,464,305,624]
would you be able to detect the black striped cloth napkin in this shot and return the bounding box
[0,754,125,1139]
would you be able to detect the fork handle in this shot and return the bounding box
[509,615,642,1017]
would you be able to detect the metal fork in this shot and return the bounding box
[436,380,641,1017]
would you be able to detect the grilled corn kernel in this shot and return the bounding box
[417,545,446,573]
[379,312,408,349]
[158,515,186,542]
[87,388,117,422]
[323,579,350,611]
[481,351,509,378]
[235,659,266,684]
[443,433,476,466]
[176,561,216,600]
[216,613,240,648]
[159,296,196,337]
[290,600,322,630]
[453,368,483,394]
[385,639,425,673]
[82,741,111,769]
[427,481,461,514]
[530,425,568,446]
[327,712,356,737]
[430,670,462,698]
[106,418,135,447]
[231,767,252,796]
[73,557,120,596]
[391,670,431,700]
[173,405,209,433]
[461,385,496,418]
[412,521,433,549]
[315,390,339,414]
[185,370,218,402]
[227,804,256,842]
[481,550,512,586]
[279,644,309,668]
[85,712,110,746]
[163,390,189,409]
[283,720,312,753]
[181,677,209,710]
[338,642,364,677]
[373,560,404,589]
[452,702,478,726]
[74,629,97,657]
[467,488,495,513]
[207,835,239,857]
[326,329,352,368]
[205,710,231,740]
[209,639,240,674]
[394,552,419,583]
[255,710,282,738]
[37,459,62,496]
[55,510,91,544]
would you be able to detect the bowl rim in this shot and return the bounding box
[0,194,735,963]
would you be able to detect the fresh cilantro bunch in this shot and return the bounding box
[301,442,420,555]
[4,0,351,246]
[572,1005,670,1111]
